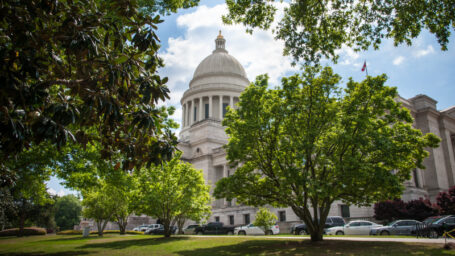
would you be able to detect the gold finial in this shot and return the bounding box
[217,30,223,39]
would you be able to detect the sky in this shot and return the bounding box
[47,0,455,197]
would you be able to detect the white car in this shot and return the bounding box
[183,224,200,235]
[133,225,149,232]
[144,224,163,234]
[234,223,280,235]
[326,220,382,235]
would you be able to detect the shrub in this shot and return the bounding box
[437,186,455,215]
[374,199,407,222]
[0,227,46,237]
[405,198,440,221]
[57,230,83,235]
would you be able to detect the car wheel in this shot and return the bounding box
[265,230,273,235]
[227,231,234,235]
[380,230,390,236]
[238,231,246,236]
[299,230,307,235]
[336,231,344,235]
[429,230,439,239]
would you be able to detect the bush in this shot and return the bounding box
[374,198,440,222]
[57,229,144,235]
[0,227,46,237]
[437,186,455,215]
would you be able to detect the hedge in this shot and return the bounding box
[0,227,46,237]
[57,230,144,235]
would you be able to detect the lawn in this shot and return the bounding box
[0,234,453,256]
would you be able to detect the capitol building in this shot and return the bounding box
[178,33,455,231]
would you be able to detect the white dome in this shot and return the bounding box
[189,32,248,88]
[193,52,247,80]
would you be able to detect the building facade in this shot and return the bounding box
[178,33,455,231]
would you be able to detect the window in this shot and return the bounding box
[340,205,350,218]
[350,222,360,227]
[215,216,220,222]
[226,200,232,207]
[229,215,234,225]
[193,107,197,121]
[205,104,209,119]
[361,222,372,226]
[278,211,286,222]
[244,214,250,225]
[222,103,229,117]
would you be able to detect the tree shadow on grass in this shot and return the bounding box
[0,251,90,256]
[78,236,190,250]
[175,239,448,256]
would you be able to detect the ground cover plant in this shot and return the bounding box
[0,234,453,256]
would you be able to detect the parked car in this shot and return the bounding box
[293,216,345,235]
[425,215,455,238]
[326,220,382,235]
[234,223,280,235]
[369,220,421,236]
[147,226,177,235]
[183,224,200,235]
[194,222,235,235]
[133,225,149,232]
[144,224,163,234]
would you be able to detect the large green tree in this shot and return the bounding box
[54,195,82,231]
[0,0,196,170]
[214,67,440,241]
[134,153,211,237]
[223,0,454,63]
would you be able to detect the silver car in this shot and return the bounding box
[370,220,421,236]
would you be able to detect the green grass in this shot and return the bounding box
[0,234,453,256]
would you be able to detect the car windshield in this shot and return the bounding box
[434,216,450,224]
[423,217,442,224]
[387,220,399,226]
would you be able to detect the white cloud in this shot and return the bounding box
[159,3,298,130]
[47,188,66,197]
[335,45,360,66]
[414,45,434,58]
[393,56,405,66]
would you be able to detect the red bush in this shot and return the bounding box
[437,186,455,215]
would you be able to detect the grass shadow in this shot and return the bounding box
[175,239,449,256]
[78,236,190,250]
[0,251,91,256]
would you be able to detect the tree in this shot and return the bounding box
[374,199,408,223]
[436,186,455,215]
[223,0,455,63]
[253,208,277,234]
[134,153,211,237]
[214,67,440,241]
[405,198,439,221]
[0,0,199,169]
[55,195,82,231]
[81,183,116,237]
[107,176,136,235]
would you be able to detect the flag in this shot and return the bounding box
[361,61,367,72]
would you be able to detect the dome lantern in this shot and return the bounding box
[214,30,227,53]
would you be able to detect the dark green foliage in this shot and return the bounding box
[55,195,82,231]
[0,0,183,169]
[223,0,455,64]
[56,229,143,235]
[0,227,46,237]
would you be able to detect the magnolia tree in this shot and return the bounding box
[214,67,440,241]
[253,208,277,234]
[134,153,211,237]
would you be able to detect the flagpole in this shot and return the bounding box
[365,61,368,77]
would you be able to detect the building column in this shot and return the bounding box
[187,101,191,126]
[230,96,233,109]
[182,103,186,127]
[199,97,203,121]
[209,96,213,118]
[219,95,223,120]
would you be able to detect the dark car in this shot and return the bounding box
[293,216,345,235]
[147,226,177,235]
[369,220,421,236]
[194,222,235,235]
[426,215,455,238]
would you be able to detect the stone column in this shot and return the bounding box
[187,101,190,126]
[182,103,185,127]
[209,96,213,118]
[199,97,203,121]
[230,96,233,108]
[190,99,195,125]
[219,95,223,120]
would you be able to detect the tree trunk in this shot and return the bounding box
[163,220,171,238]
[177,217,186,235]
[96,221,103,237]
[18,213,25,237]
[310,232,323,242]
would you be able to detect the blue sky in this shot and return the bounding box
[47,0,455,196]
